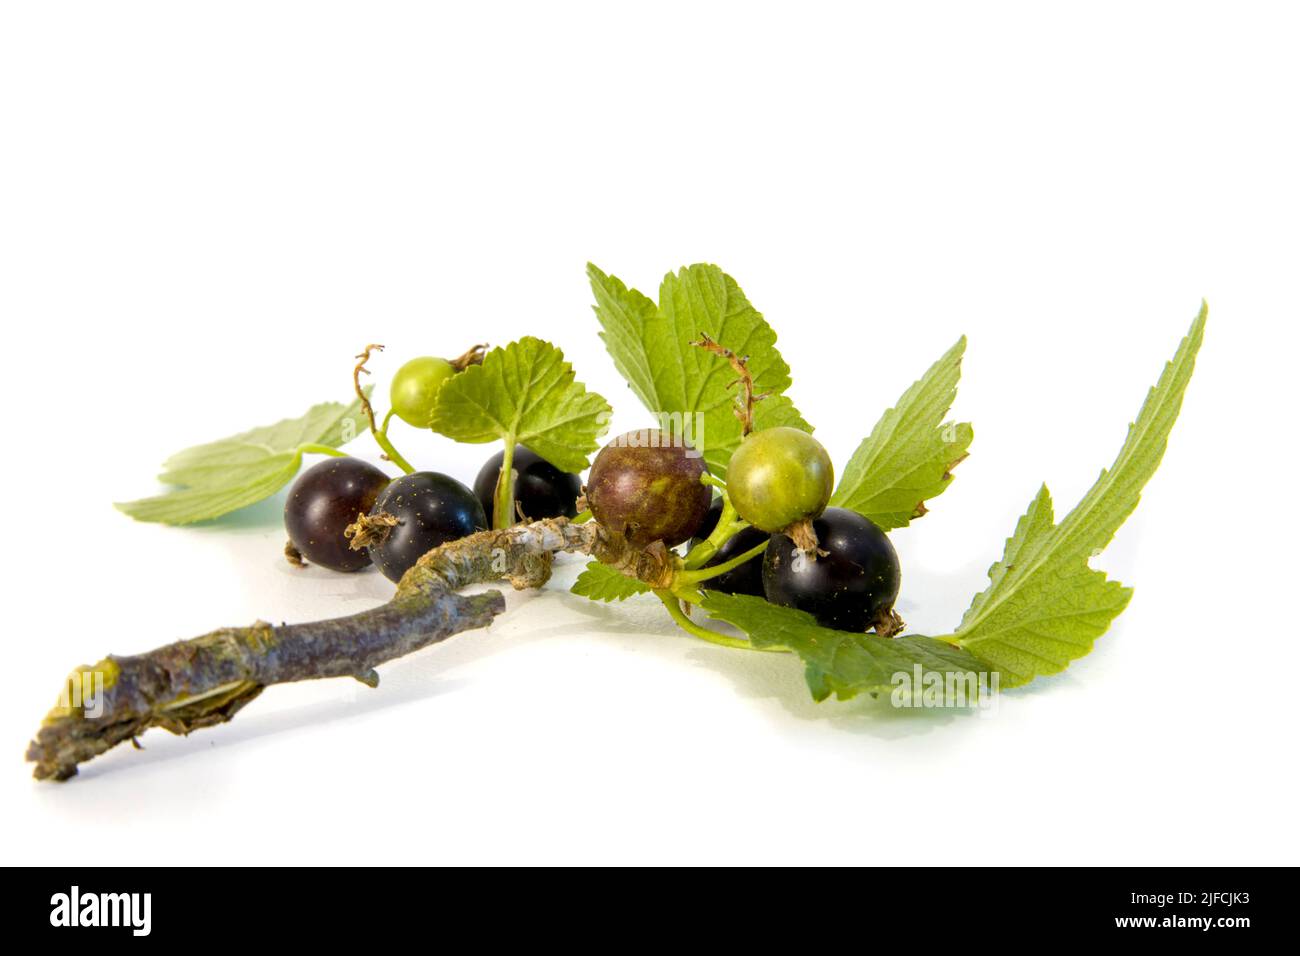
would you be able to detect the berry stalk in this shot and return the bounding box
[492,439,517,530]
[352,344,416,474]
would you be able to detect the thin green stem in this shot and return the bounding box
[352,344,413,473]
[297,443,349,459]
[493,440,516,529]
[683,490,749,570]
[679,539,768,586]
[370,428,415,475]
[655,591,787,653]
[654,590,768,651]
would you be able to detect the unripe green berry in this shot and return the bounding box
[726,426,833,532]
[390,356,456,427]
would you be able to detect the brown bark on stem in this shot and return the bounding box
[26,518,664,781]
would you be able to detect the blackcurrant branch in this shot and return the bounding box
[32,446,787,781]
[25,518,697,781]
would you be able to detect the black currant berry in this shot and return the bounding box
[365,472,487,583]
[691,499,769,597]
[762,507,900,632]
[284,457,390,572]
[586,429,711,548]
[473,446,582,525]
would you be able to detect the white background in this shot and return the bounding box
[2,2,1296,865]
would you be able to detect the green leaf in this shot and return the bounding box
[830,338,973,530]
[702,592,994,703]
[571,561,651,602]
[116,456,305,524]
[589,263,811,477]
[429,336,611,474]
[950,304,1207,686]
[116,393,370,524]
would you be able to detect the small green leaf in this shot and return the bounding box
[116,393,370,525]
[589,263,811,477]
[702,592,994,702]
[830,337,973,530]
[429,337,611,474]
[571,561,651,602]
[951,305,1207,686]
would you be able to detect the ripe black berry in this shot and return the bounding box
[284,457,390,572]
[762,507,900,632]
[473,446,583,525]
[366,472,487,583]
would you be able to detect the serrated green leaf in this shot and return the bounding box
[571,561,651,602]
[116,393,370,525]
[158,394,369,487]
[589,263,811,477]
[702,592,994,703]
[428,337,611,474]
[830,337,973,530]
[951,305,1207,686]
